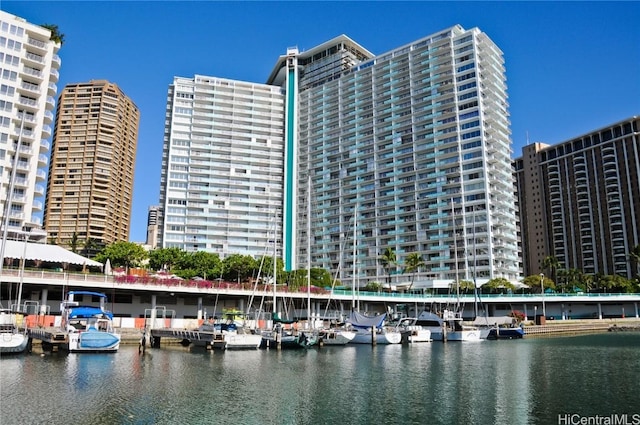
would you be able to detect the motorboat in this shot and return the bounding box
[416,310,480,342]
[61,291,120,352]
[393,317,432,343]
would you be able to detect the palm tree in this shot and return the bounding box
[403,252,424,292]
[68,232,79,253]
[379,247,397,288]
[628,245,640,278]
[542,255,561,286]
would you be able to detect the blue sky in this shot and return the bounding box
[3,1,639,243]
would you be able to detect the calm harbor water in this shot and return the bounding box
[1,332,639,425]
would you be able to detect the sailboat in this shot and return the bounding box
[344,206,400,345]
[259,210,317,349]
[446,201,480,341]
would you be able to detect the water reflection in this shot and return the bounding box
[1,333,638,425]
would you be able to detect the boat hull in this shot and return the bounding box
[350,329,401,344]
[446,330,481,341]
[486,327,525,340]
[318,330,356,345]
[66,330,120,352]
[225,332,263,349]
[405,329,432,343]
[0,332,29,354]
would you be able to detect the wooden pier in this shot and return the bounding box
[149,328,225,350]
[27,327,69,351]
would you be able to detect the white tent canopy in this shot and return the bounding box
[1,240,102,267]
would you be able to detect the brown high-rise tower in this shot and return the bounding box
[44,80,139,253]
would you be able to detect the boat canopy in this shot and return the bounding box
[68,306,113,320]
[347,311,386,329]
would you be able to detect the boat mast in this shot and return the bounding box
[352,206,357,311]
[272,212,277,317]
[307,176,311,329]
[452,199,460,310]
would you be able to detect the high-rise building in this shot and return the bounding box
[44,80,139,250]
[146,205,161,248]
[159,25,521,289]
[0,11,61,237]
[158,76,284,257]
[515,116,640,280]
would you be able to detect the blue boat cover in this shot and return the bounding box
[68,306,114,320]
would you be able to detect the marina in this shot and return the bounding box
[1,332,639,425]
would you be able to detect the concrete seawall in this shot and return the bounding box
[522,318,640,337]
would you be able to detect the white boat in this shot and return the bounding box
[394,317,432,343]
[0,310,28,354]
[318,327,356,345]
[196,321,262,349]
[443,310,481,341]
[416,310,480,342]
[61,291,121,352]
[224,327,263,349]
[347,311,402,345]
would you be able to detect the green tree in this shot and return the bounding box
[403,252,424,292]
[481,277,516,294]
[81,238,101,258]
[40,24,65,44]
[379,247,397,287]
[223,254,258,283]
[309,268,332,288]
[177,251,222,280]
[68,232,79,253]
[542,255,562,285]
[94,241,148,274]
[363,281,382,293]
[148,247,185,272]
[522,274,556,293]
[599,274,632,293]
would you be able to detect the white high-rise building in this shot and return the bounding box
[0,11,60,237]
[158,25,521,288]
[158,76,285,258]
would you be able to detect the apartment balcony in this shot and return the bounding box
[46,96,56,109]
[43,110,54,124]
[39,139,50,152]
[24,52,45,67]
[17,96,38,111]
[41,124,52,138]
[47,82,57,96]
[34,184,45,196]
[27,37,47,52]
[20,66,44,82]
[19,128,36,141]
[18,81,40,97]
[52,54,62,67]
[49,68,59,83]
[32,200,43,211]
[38,154,48,166]
[36,169,46,181]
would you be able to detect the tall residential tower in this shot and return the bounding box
[158,76,284,257]
[158,25,521,288]
[0,11,60,237]
[44,80,139,250]
[515,117,640,279]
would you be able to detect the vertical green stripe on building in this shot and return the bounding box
[284,68,296,271]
